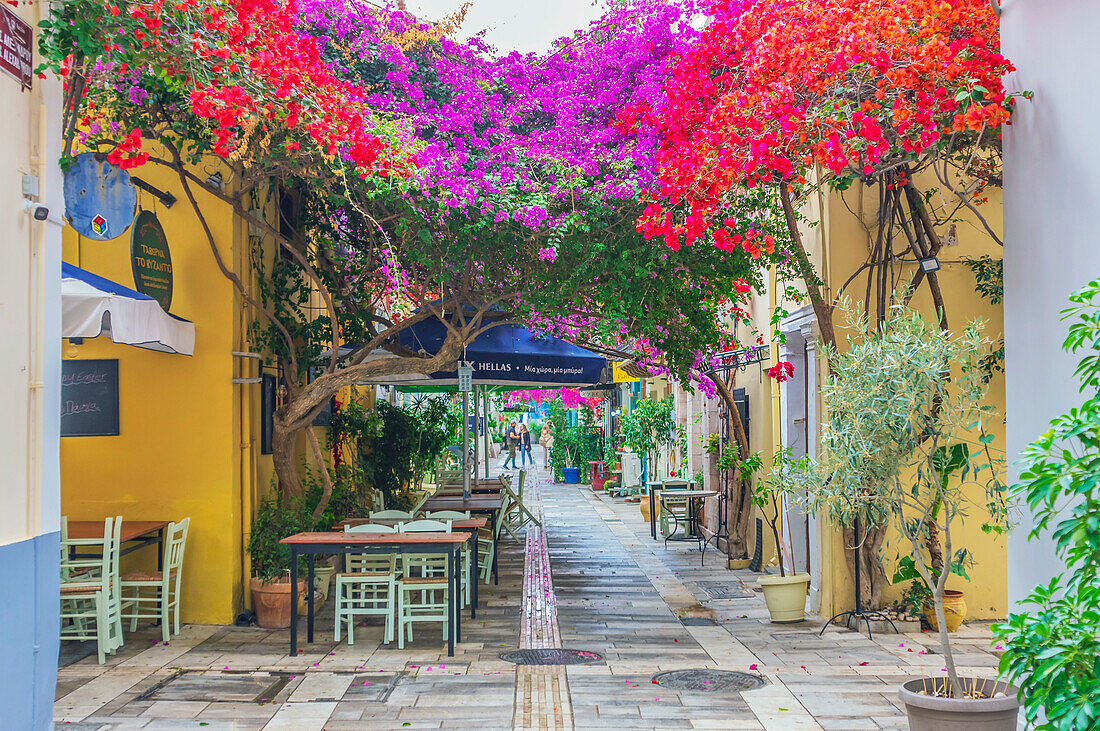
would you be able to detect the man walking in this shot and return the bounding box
[502,420,518,469]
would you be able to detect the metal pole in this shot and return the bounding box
[462,390,471,499]
[483,389,490,478]
[472,384,479,481]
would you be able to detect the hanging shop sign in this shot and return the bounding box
[64,153,138,241]
[0,5,33,90]
[130,210,173,310]
[61,359,120,437]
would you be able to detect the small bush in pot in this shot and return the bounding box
[248,496,308,628]
[753,448,810,622]
[993,280,1100,731]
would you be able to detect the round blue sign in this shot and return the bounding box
[63,153,137,241]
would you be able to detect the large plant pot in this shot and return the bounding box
[250,577,306,629]
[640,495,652,522]
[758,573,810,623]
[899,678,1020,731]
[562,467,581,484]
[923,590,967,633]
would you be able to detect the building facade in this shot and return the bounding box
[0,3,64,725]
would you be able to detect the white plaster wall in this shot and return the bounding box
[1001,0,1100,605]
[0,9,62,547]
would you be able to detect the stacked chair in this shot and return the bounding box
[60,516,124,664]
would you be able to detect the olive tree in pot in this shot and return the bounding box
[794,300,1016,728]
[993,280,1100,731]
[754,448,810,622]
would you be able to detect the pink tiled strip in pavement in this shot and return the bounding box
[514,473,574,730]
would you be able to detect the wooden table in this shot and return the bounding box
[280,532,472,657]
[66,520,169,565]
[334,517,488,611]
[421,495,504,585]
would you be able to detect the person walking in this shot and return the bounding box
[518,424,532,466]
[502,421,518,470]
[539,423,553,469]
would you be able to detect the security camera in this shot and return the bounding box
[22,198,49,220]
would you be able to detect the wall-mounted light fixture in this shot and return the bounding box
[919,257,941,273]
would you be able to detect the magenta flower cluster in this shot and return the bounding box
[299,0,698,230]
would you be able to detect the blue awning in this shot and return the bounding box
[61,262,195,355]
[356,320,606,389]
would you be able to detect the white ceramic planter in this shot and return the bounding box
[313,564,337,602]
[758,572,810,622]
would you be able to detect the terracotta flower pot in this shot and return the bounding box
[923,590,967,633]
[758,573,810,623]
[250,577,305,629]
[899,678,1020,731]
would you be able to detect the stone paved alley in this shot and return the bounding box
[54,469,1004,730]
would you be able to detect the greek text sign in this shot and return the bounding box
[130,210,173,310]
[61,359,120,437]
[0,5,32,90]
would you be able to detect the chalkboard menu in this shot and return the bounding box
[61,359,120,437]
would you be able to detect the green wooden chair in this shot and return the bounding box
[425,511,471,606]
[60,516,124,664]
[370,510,413,520]
[395,519,453,649]
[500,470,540,541]
[478,503,508,584]
[335,523,398,645]
[121,517,190,642]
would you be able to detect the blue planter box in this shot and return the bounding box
[562,467,581,484]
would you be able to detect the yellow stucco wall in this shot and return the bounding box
[813,181,1007,620]
[60,155,270,624]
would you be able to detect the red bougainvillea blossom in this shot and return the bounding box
[767,360,794,383]
[631,0,1016,251]
[48,0,410,178]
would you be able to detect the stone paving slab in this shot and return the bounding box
[53,466,1009,730]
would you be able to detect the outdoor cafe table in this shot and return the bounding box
[66,520,170,567]
[650,488,718,541]
[421,495,504,584]
[280,531,472,657]
[334,517,487,611]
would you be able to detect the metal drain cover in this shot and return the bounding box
[698,581,756,599]
[140,671,291,703]
[651,669,767,692]
[499,649,604,665]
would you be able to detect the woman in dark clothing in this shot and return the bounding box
[518,423,533,466]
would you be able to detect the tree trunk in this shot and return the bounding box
[268,328,469,506]
[705,372,753,559]
[779,184,837,350]
[844,522,889,609]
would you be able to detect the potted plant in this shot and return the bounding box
[248,498,307,629]
[754,448,810,622]
[993,281,1100,731]
[795,300,1015,728]
[621,396,676,520]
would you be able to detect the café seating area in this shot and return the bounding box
[59,516,191,663]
